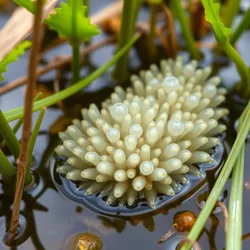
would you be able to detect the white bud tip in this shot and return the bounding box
[162,76,180,92]
[168,120,184,136]
[140,161,154,176]
[111,103,128,122]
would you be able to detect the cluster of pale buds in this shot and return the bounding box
[55,56,228,209]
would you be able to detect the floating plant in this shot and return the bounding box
[54,56,228,216]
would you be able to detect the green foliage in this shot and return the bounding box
[13,0,36,13]
[0,40,31,81]
[201,0,232,44]
[46,0,100,45]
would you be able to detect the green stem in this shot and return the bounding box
[25,108,46,185]
[113,0,142,82]
[72,45,80,83]
[222,0,240,28]
[0,149,15,183]
[223,40,250,95]
[0,92,42,148]
[71,0,80,84]
[0,110,20,158]
[181,99,250,250]
[148,3,158,58]
[171,0,199,59]
[231,7,250,46]
[83,0,89,14]
[226,146,244,250]
[3,34,140,122]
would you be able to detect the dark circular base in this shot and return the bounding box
[52,143,225,217]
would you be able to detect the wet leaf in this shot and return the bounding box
[13,0,35,13]
[0,40,31,81]
[46,0,100,45]
[201,0,232,44]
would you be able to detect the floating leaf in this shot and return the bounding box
[201,0,232,44]
[0,40,31,81]
[13,0,36,13]
[46,0,100,45]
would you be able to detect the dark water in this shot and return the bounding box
[1,1,250,249]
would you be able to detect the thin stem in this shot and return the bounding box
[226,146,244,250]
[4,34,140,122]
[180,98,250,250]
[231,7,250,46]
[0,110,20,158]
[25,108,46,185]
[148,3,158,58]
[9,0,44,239]
[171,0,199,59]
[71,0,80,83]
[113,0,142,82]
[222,0,240,28]
[0,149,15,183]
[223,40,250,95]
[83,0,89,15]
[72,45,80,83]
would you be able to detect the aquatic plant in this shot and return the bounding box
[55,57,228,208]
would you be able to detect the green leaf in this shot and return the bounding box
[46,0,100,45]
[13,0,36,14]
[0,40,31,81]
[201,0,232,44]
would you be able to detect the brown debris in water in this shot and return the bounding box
[75,233,102,250]
[158,211,197,243]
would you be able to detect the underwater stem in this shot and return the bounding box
[0,110,20,158]
[71,0,80,84]
[180,98,250,250]
[72,45,81,83]
[223,40,250,96]
[226,146,244,250]
[171,0,199,59]
[113,0,142,82]
[9,0,44,238]
[222,0,240,28]
[25,108,46,185]
[4,34,140,122]
[231,7,250,46]
[0,149,15,183]
[148,2,159,59]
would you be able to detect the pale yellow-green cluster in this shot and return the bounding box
[55,56,228,208]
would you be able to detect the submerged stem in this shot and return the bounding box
[113,0,142,82]
[0,149,15,183]
[72,45,80,83]
[231,7,250,46]
[148,3,158,58]
[25,108,46,185]
[71,0,80,83]
[223,40,250,96]
[171,0,199,59]
[222,0,240,28]
[0,110,20,158]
